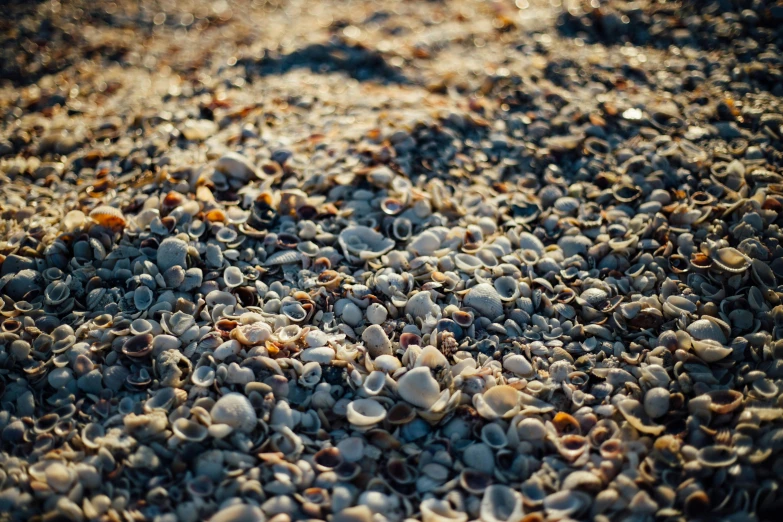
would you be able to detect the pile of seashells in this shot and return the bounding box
[1,0,783,521]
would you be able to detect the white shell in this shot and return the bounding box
[503,354,534,377]
[404,291,440,320]
[301,347,336,363]
[463,283,503,318]
[210,393,257,433]
[223,266,244,287]
[397,367,440,409]
[338,226,395,260]
[420,498,469,522]
[362,371,386,396]
[346,399,387,426]
[480,485,524,522]
[686,318,727,344]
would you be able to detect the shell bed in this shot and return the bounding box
[0,0,783,521]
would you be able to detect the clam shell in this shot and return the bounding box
[362,371,386,396]
[209,504,266,522]
[339,226,395,260]
[686,318,727,344]
[463,283,503,318]
[420,498,468,522]
[404,291,440,320]
[172,418,208,441]
[712,247,751,273]
[210,393,257,433]
[494,276,520,302]
[691,339,732,363]
[346,399,387,426]
[281,301,307,323]
[397,367,441,409]
[503,354,534,378]
[223,266,244,287]
[617,399,664,435]
[89,205,126,229]
[697,445,737,467]
[474,385,520,420]
[480,485,524,522]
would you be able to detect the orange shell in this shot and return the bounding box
[89,205,126,229]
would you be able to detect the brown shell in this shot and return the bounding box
[89,205,127,230]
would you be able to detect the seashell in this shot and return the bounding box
[408,230,442,256]
[706,389,743,414]
[372,347,407,373]
[415,345,450,371]
[617,399,664,435]
[358,371,384,397]
[644,388,670,419]
[89,205,127,229]
[123,334,153,358]
[712,247,751,273]
[697,445,737,467]
[44,281,70,306]
[454,253,483,273]
[265,250,304,266]
[223,266,244,287]
[339,226,395,260]
[558,434,588,461]
[494,276,520,302]
[362,324,392,358]
[400,332,422,350]
[232,322,272,345]
[561,470,602,492]
[314,447,343,471]
[276,324,304,343]
[387,402,416,424]
[474,385,520,420]
[133,286,154,310]
[172,418,208,441]
[420,498,468,522]
[81,423,105,449]
[346,399,387,427]
[452,309,474,327]
[751,258,776,288]
[366,302,388,325]
[209,504,266,522]
[481,423,507,449]
[192,366,216,387]
[686,319,727,344]
[503,354,534,377]
[299,361,322,388]
[463,283,503,318]
[44,462,75,493]
[405,291,440,320]
[669,254,690,273]
[381,198,405,216]
[391,217,413,241]
[210,393,257,433]
[517,418,546,441]
[543,490,589,519]
[281,301,307,323]
[480,485,524,522]
[397,367,441,409]
[301,347,336,364]
[460,468,492,495]
[691,339,732,363]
